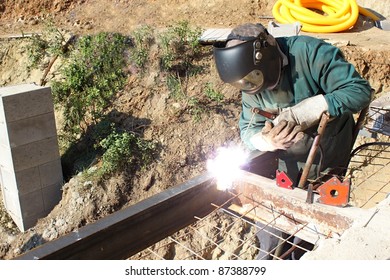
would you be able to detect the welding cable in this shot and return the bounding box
[272,0,380,33]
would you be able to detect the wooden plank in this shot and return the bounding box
[199,28,232,44]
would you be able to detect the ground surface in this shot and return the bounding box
[0,0,390,260]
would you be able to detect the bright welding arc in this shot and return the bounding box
[207,146,249,190]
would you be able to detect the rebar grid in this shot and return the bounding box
[131,190,314,260]
[348,140,390,208]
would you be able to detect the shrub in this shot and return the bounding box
[52,32,130,140]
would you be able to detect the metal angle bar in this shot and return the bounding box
[14,171,230,260]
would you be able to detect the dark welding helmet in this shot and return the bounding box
[213,23,282,94]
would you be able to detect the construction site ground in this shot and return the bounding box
[0,0,390,260]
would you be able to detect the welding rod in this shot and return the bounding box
[298,112,330,189]
[251,107,278,120]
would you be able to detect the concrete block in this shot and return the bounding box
[0,84,63,232]
[0,84,53,122]
[0,167,19,193]
[7,112,57,148]
[0,145,14,171]
[2,188,22,220]
[22,211,47,231]
[0,97,4,123]
[42,183,62,212]
[39,159,63,188]
[15,166,41,195]
[0,102,10,148]
[11,136,61,172]
[0,122,9,148]
[19,189,45,218]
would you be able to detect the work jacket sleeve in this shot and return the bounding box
[305,40,372,117]
[239,93,267,150]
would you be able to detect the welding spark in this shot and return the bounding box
[207,146,249,190]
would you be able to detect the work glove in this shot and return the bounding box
[250,120,305,152]
[273,95,329,131]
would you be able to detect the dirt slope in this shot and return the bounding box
[0,0,390,260]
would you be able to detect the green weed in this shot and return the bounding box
[131,25,154,69]
[204,82,224,103]
[24,19,68,70]
[97,127,156,176]
[52,32,130,140]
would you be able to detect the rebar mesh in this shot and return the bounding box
[130,189,315,260]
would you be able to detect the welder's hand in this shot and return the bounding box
[250,120,305,152]
[273,95,329,130]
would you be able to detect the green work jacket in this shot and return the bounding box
[239,35,372,182]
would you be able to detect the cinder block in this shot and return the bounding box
[11,136,61,172]
[0,167,19,193]
[2,188,22,220]
[0,84,53,122]
[19,189,45,218]
[0,105,10,148]
[0,145,13,170]
[0,84,63,232]
[39,159,63,187]
[0,97,5,123]
[15,166,42,195]
[42,183,62,211]
[7,112,57,148]
[22,211,48,231]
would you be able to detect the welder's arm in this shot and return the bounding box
[273,40,372,130]
[273,94,329,130]
[239,94,267,150]
[250,120,304,152]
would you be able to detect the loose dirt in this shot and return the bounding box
[0,0,390,260]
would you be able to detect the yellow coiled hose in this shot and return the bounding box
[272,0,380,33]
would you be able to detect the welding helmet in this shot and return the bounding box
[213,23,282,94]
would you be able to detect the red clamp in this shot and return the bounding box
[317,177,350,207]
[276,170,293,189]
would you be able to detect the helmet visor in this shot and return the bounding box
[230,69,264,92]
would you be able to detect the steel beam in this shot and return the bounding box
[14,171,230,259]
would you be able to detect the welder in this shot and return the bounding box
[213,23,372,259]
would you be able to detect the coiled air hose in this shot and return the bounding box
[272,0,380,33]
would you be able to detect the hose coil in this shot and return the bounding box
[272,0,380,33]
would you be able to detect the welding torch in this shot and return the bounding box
[251,107,278,120]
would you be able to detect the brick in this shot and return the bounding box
[0,84,53,122]
[7,112,57,148]
[11,137,61,171]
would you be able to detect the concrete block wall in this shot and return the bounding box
[0,84,63,232]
